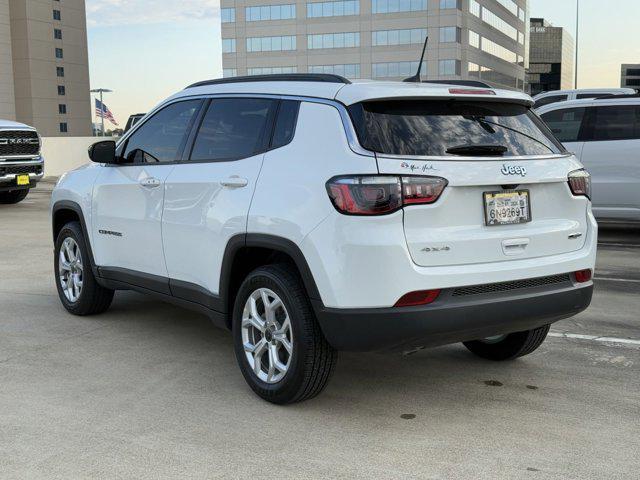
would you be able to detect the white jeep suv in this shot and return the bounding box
[51,74,597,404]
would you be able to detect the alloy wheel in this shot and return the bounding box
[59,237,83,303]
[241,288,293,384]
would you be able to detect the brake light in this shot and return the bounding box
[574,269,592,283]
[326,175,447,215]
[568,169,591,199]
[394,289,441,307]
[449,88,496,95]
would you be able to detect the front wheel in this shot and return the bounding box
[54,221,114,315]
[463,324,550,361]
[232,264,337,404]
[0,189,29,204]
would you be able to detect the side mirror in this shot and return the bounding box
[88,140,118,164]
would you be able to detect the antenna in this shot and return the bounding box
[403,35,429,83]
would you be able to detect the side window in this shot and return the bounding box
[589,105,640,141]
[534,95,568,109]
[190,98,277,161]
[271,100,300,149]
[576,93,611,100]
[122,100,201,163]
[541,107,586,143]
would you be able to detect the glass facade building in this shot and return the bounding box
[221,0,529,88]
[526,18,574,95]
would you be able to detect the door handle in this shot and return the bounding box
[220,176,248,188]
[140,177,161,188]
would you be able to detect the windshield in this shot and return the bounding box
[348,100,565,157]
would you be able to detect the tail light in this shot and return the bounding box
[574,269,592,283]
[326,175,447,215]
[394,289,441,307]
[568,169,591,199]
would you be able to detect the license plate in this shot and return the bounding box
[16,174,30,186]
[483,190,531,226]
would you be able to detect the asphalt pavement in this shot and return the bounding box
[0,182,638,479]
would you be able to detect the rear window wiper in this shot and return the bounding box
[446,144,508,156]
[464,115,556,153]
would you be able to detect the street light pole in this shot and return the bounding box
[575,0,579,88]
[90,88,113,137]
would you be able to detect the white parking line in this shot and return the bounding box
[595,277,640,284]
[549,332,640,346]
[598,242,640,248]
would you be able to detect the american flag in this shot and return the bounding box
[95,99,118,126]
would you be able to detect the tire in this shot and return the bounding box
[463,324,551,361]
[0,189,29,204]
[54,221,114,315]
[232,264,337,404]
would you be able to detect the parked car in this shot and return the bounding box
[51,74,596,404]
[538,95,640,223]
[124,113,145,134]
[0,119,44,204]
[532,88,636,110]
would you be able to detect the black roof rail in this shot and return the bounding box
[422,79,495,88]
[186,73,351,89]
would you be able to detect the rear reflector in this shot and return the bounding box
[449,88,496,95]
[574,269,592,283]
[394,289,441,307]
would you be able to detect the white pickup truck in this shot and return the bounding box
[0,119,44,204]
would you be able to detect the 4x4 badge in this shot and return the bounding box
[501,165,527,177]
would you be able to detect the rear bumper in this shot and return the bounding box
[313,279,593,352]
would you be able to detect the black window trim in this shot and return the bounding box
[114,95,301,167]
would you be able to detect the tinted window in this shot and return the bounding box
[271,100,300,149]
[122,100,201,163]
[590,105,640,141]
[533,95,567,109]
[540,108,586,143]
[190,98,276,161]
[576,93,611,99]
[349,101,564,157]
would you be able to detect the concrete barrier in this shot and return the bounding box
[41,136,118,177]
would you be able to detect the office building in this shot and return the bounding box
[526,17,574,95]
[0,0,91,136]
[621,64,640,89]
[221,0,529,90]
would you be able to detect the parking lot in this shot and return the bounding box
[1,182,638,479]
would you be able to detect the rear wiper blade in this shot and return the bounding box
[446,144,508,156]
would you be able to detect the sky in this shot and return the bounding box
[86,0,640,127]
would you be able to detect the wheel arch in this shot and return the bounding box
[220,233,323,328]
[52,200,99,277]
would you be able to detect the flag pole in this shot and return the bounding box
[90,88,113,137]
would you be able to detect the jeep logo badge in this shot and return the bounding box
[501,164,527,177]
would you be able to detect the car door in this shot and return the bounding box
[539,105,588,159]
[92,99,203,285]
[578,103,640,220]
[161,97,280,306]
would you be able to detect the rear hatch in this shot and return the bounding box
[348,98,589,267]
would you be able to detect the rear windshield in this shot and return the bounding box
[349,100,565,157]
